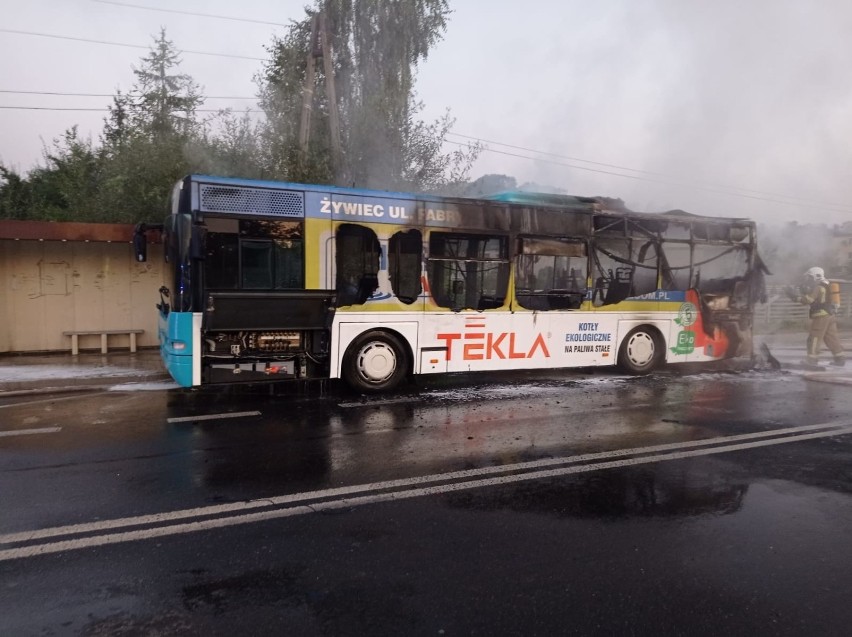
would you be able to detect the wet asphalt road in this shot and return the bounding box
[3,365,852,635]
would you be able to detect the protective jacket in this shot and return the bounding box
[799,280,834,318]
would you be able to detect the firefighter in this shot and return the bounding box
[785,267,845,366]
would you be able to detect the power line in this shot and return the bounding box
[0,89,257,100]
[2,103,846,213]
[91,0,290,28]
[0,95,840,210]
[1,94,844,211]
[446,134,852,214]
[442,139,852,216]
[0,106,117,111]
[0,106,262,113]
[2,86,847,213]
[447,131,851,209]
[447,132,671,180]
[0,28,265,61]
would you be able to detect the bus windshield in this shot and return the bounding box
[162,212,193,313]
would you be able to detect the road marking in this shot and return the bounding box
[166,410,261,424]
[2,421,851,561]
[4,424,852,561]
[0,427,62,438]
[1,419,847,546]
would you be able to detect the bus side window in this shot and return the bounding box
[633,241,659,297]
[428,232,509,311]
[659,241,692,291]
[592,239,631,306]
[205,232,239,289]
[693,244,750,309]
[604,266,633,304]
[241,240,274,289]
[336,224,381,306]
[389,229,423,305]
[591,238,658,306]
[514,238,587,311]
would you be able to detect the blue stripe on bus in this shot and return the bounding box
[630,291,686,302]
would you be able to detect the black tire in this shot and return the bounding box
[342,330,409,392]
[618,326,664,375]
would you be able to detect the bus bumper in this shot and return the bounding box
[162,349,194,387]
[159,311,196,387]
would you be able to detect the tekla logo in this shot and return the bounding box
[436,317,551,361]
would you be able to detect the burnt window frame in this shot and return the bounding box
[590,238,660,306]
[514,237,589,311]
[335,223,381,306]
[427,231,510,311]
[388,229,423,305]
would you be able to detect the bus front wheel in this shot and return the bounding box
[618,326,664,375]
[343,330,409,393]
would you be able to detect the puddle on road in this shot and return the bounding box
[443,461,749,519]
[441,458,852,531]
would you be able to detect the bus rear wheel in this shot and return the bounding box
[343,330,409,393]
[618,326,664,375]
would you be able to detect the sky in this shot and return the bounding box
[2,0,852,227]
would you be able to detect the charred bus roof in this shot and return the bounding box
[179,175,756,241]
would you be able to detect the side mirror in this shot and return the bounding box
[133,224,148,262]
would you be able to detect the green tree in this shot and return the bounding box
[0,29,215,223]
[97,30,207,222]
[0,166,34,219]
[259,0,479,191]
[0,128,103,221]
[1,130,98,221]
[0,10,482,223]
[259,16,332,184]
[102,89,133,156]
[191,111,267,179]
[130,28,203,141]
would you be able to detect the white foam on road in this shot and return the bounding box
[427,375,632,402]
[107,381,180,392]
[0,365,159,383]
[0,427,61,438]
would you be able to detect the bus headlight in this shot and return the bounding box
[171,340,187,351]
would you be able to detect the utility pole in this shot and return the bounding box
[320,11,342,180]
[298,14,320,154]
[298,9,343,182]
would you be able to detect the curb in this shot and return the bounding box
[0,386,106,398]
[0,375,173,398]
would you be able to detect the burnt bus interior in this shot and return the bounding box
[146,179,766,384]
[586,213,768,358]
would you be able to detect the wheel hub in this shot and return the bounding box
[627,333,655,366]
[358,343,397,382]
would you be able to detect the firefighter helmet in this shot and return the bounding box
[804,266,826,281]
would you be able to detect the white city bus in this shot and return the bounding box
[134,175,767,392]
